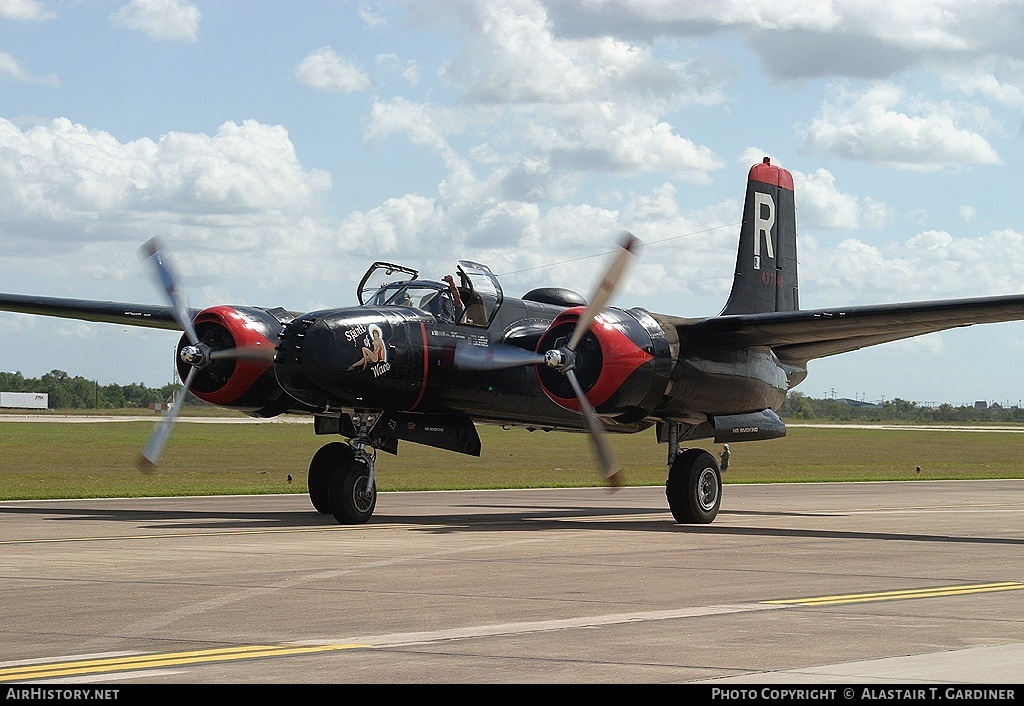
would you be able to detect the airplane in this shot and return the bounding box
[4,157,1024,526]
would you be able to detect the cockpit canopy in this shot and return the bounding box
[356,260,504,328]
[370,281,461,322]
[357,262,418,304]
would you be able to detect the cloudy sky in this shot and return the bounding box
[2,0,1023,406]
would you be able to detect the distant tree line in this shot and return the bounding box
[0,370,195,409]
[3,369,1023,421]
[779,392,1024,423]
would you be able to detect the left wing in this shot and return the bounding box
[0,293,186,331]
[676,292,1024,368]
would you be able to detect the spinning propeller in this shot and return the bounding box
[457,231,640,486]
[137,239,195,470]
[137,239,274,469]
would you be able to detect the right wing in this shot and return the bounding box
[676,292,1024,368]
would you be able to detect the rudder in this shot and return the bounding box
[720,157,799,315]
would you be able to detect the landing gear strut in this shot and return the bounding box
[663,422,721,524]
[306,411,379,524]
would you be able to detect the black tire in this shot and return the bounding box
[308,442,354,514]
[665,448,721,524]
[328,459,377,525]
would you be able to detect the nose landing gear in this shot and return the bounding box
[307,412,379,524]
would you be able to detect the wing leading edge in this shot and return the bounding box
[676,292,1024,368]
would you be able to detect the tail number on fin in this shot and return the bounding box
[753,192,775,270]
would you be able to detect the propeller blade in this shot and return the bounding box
[138,366,197,471]
[208,344,277,362]
[140,238,198,345]
[566,231,639,352]
[565,368,621,488]
[454,341,546,371]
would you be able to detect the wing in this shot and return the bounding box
[678,293,1024,368]
[0,292,187,331]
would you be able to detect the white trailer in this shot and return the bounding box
[0,392,49,409]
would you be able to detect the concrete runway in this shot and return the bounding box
[1,480,1022,685]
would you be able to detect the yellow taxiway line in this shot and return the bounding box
[0,643,368,683]
[4,581,1020,682]
[762,581,1024,607]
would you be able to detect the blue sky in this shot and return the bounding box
[2,0,1023,406]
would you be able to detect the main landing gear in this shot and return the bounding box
[307,413,378,524]
[307,415,722,526]
[663,422,722,524]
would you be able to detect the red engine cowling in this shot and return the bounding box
[534,306,661,418]
[175,305,291,417]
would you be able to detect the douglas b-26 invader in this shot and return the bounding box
[4,158,1024,525]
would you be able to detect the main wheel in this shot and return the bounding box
[328,459,377,525]
[666,448,721,524]
[308,442,354,514]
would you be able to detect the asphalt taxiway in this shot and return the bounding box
[1,480,1022,684]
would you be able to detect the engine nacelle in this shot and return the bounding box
[176,305,292,417]
[535,307,670,421]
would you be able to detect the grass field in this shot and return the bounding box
[2,414,1023,500]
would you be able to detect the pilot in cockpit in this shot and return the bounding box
[442,274,465,321]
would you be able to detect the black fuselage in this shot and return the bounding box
[272,296,790,437]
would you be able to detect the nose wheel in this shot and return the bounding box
[308,443,377,524]
[328,458,377,524]
[307,442,353,514]
[307,413,379,524]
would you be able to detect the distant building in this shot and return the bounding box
[0,392,48,409]
[837,398,881,409]
[975,400,988,410]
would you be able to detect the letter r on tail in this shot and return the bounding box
[754,192,775,262]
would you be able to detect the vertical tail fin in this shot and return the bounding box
[720,157,799,315]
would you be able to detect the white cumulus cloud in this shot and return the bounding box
[295,47,372,93]
[804,82,1001,170]
[0,117,332,284]
[111,0,200,42]
[0,49,59,85]
[0,0,55,21]
[794,167,893,231]
[802,227,1024,304]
